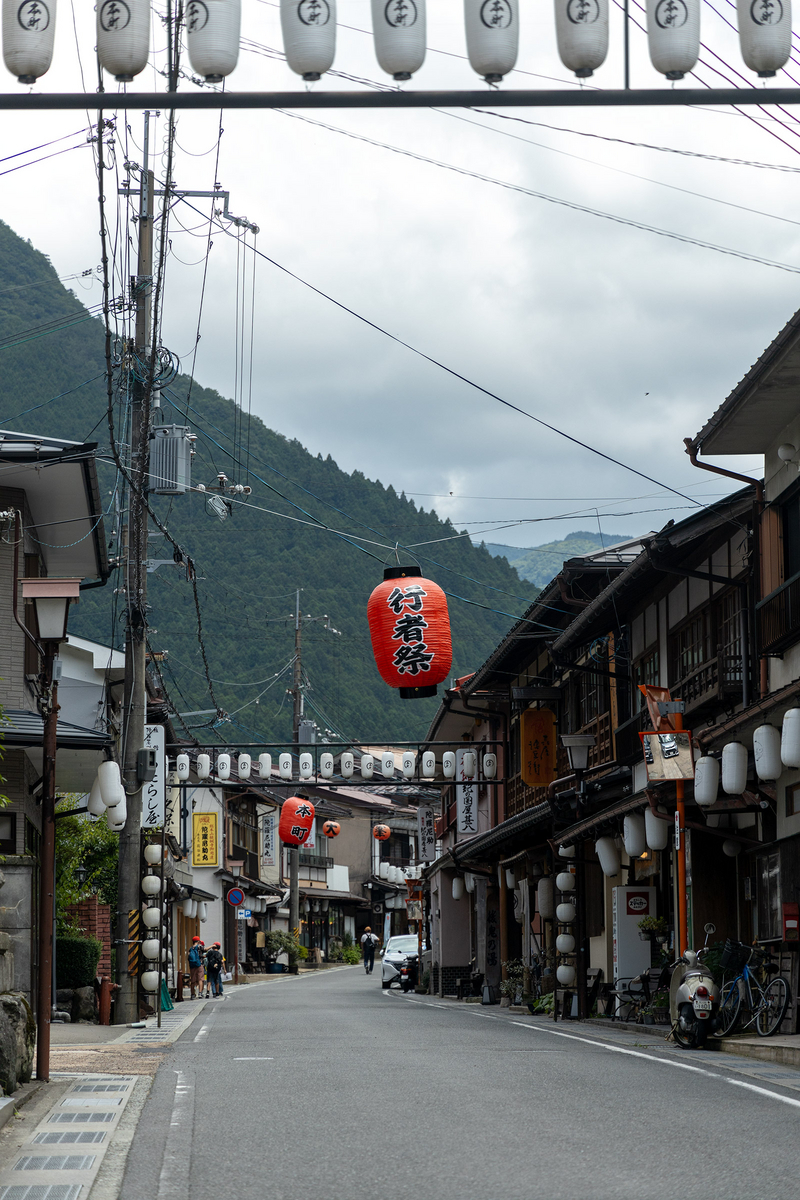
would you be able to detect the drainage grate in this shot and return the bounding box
[0,1187,84,1200]
[15,1158,95,1172]
[48,1113,115,1125]
[70,1085,127,1094]
[60,1099,121,1108]
[33,1134,106,1146]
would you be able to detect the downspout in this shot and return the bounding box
[683,439,766,699]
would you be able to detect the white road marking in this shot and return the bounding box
[157,1071,195,1200]
[193,1024,211,1042]
[233,1057,274,1060]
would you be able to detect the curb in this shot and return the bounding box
[716,1038,800,1067]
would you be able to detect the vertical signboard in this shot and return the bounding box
[304,818,316,851]
[141,724,165,827]
[418,805,437,862]
[456,747,478,835]
[261,811,276,867]
[192,812,218,867]
[520,709,557,789]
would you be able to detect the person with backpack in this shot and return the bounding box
[360,927,379,975]
[188,937,205,999]
[206,942,225,997]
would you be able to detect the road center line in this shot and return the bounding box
[233,1057,274,1060]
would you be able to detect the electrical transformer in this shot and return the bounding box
[149,425,192,494]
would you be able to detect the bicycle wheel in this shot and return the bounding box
[756,976,790,1037]
[716,979,741,1037]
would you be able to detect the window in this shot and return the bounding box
[578,668,603,728]
[784,491,800,581]
[634,649,659,708]
[0,813,16,854]
[756,851,781,941]
[674,611,711,681]
[786,782,800,818]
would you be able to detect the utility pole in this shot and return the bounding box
[289,588,302,938]
[116,113,155,1024]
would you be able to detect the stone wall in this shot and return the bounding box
[65,895,112,977]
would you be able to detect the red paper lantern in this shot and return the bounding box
[279,796,315,846]
[373,824,391,842]
[322,820,340,839]
[367,565,452,700]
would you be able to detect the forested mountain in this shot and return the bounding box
[483,531,639,588]
[0,220,536,743]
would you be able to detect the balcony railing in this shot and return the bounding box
[671,653,741,715]
[758,570,800,656]
[299,852,333,869]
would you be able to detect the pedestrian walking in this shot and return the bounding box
[206,942,225,997]
[188,937,204,999]
[361,927,379,975]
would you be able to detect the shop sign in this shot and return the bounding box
[456,748,478,835]
[192,811,218,867]
[141,724,165,827]
[418,805,436,861]
[261,811,276,867]
[520,709,556,789]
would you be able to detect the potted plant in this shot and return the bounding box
[499,959,526,1007]
[637,915,668,943]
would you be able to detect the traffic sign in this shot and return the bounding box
[237,909,252,920]
[227,887,245,907]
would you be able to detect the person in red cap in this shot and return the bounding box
[188,937,204,999]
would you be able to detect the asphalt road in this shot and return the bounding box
[121,967,800,1200]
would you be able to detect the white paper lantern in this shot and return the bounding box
[689,756,717,809]
[182,897,194,916]
[464,0,518,81]
[198,901,208,922]
[87,776,105,818]
[142,906,161,929]
[371,0,425,78]
[556,901,576,923]
[723,838,742,857]
[556,871,575,892]
[465,872,476,894]
[141,969,161,993]
[753,724,782,781]
[142,938,161,960]
[341,751,354,777]
[646,0,699,78]
[280,0,335,79]
[595,836,620,878]
[645,807,669,851]
[722,741,748,795]
[279,753,293,780]
[556,933,575,953]
[782,708,800,768]
[402,751,415,779]
[176,753,190,781]
[737,0,790,76]
[379,860,390,879]
[258,753,272,779]
[360,754,374,779]
[462,751,477,778]
[97,0,149,81]
[483,752,497,779]
[197,753,210,779]
[3,0,56,83]
[217,753,231,781]
[98,760,123,807]
[623,814,647,858]
[554,0,608,77]
[299,752,313,779]
[144,843,162,866]
[392,866,404,884]
[557,963,576,986]
[142,875,161,896]
[107,800,127,832]
[559,844,576,859]
[381,752,395,779]
[420,751,435,777]
[537,876,554,918]
[452,876,464,900]
[238,754,251,780]
[505,868,515,889]
[442,752,456,778]
[320,752,334,778]
[186,0,240,81]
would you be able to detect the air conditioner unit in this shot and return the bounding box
[149,425,191,494]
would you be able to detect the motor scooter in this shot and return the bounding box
[669,921,719,1049]
[400,953,419,993]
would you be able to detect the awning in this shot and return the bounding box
[694,678,800,750]
[185,884,218,902]
[554,793,649,847]
[299,887,369,905]
[446,802,551,865]
[4,709,112,749]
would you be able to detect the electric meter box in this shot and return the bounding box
[783,902,799,943]
[149,425,192,494]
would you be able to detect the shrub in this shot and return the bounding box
[263,931,306,965]
[342,946,361,965]
[56,935,102,988]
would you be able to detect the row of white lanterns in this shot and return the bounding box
[694,711,800,805]
[378,861,408,884]
[141,842,168,995]
[86,761,126,832]
[4,0,788,90]
[177,749,497,783]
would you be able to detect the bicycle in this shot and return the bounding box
[716,939,790,1038]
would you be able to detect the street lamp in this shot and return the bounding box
[560,734,596,773]
[76,865,88,888]
[20,578,81,1084]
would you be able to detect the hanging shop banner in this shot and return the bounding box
[456,747,478,835]
[141,723,165,827]
[520,708,557,789]
[304,818,316,851]
[418,805,437,862]
[192,812,219,867]
[261,811,277,867]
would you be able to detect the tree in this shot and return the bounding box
[54,797,118,933]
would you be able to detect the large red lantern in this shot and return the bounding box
[279,796,315,846]
[373,824,391,842]
[367,565,452,699]
[322,820,340,839]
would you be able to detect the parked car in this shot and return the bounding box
[643,736,653,764]
[381,935,424,989]
[658,733,679,758]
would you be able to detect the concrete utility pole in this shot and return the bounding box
[289,589,303,938]
[35,642,58,1079]
[116,113,155,1024]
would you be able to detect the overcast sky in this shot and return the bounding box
[0,0,796,551]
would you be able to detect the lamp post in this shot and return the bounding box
[229,859,244,985]
[21,578,81,1083]
[559,734,595,1022]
